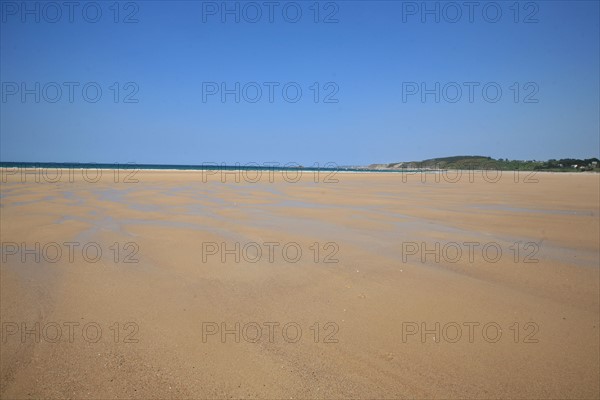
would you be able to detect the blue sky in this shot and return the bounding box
[1,0,599,165]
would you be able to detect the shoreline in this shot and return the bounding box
[0,166,598,175]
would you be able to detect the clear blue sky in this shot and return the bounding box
[1,0,599,165]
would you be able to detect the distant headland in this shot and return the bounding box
[367,156,600,172]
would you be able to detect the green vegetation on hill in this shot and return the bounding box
[368,156,600,172]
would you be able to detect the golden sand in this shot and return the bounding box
[1,169,598,398]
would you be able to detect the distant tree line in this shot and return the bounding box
[371,156,600,171]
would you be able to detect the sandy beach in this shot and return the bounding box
[1,169,598,399]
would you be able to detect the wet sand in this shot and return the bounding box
[1,169,599,399]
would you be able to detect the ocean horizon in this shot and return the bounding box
[0,161,423,173]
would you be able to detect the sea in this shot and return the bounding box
[0,162,422,174]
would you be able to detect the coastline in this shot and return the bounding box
[1,165,598,175]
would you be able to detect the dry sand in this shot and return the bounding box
[1,169,599,398]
